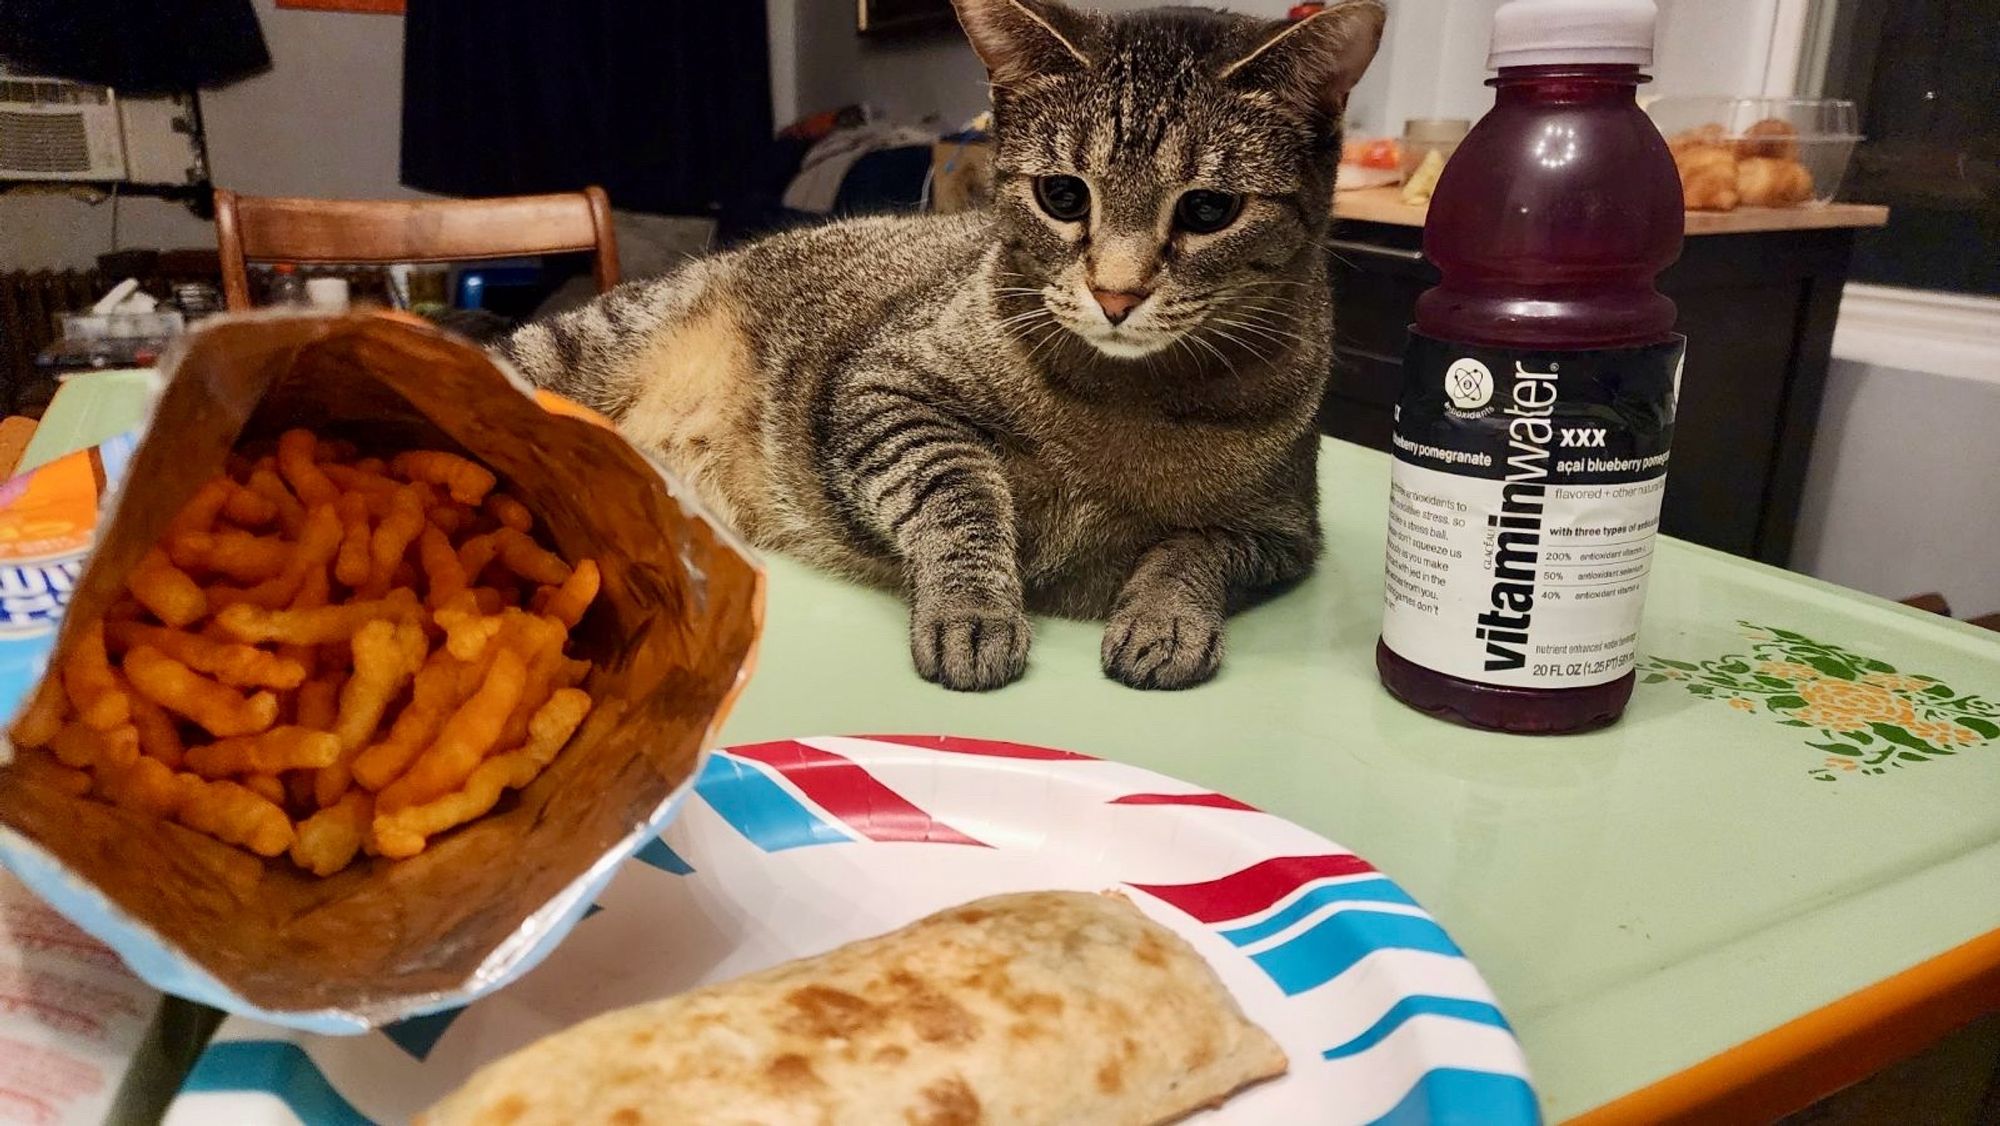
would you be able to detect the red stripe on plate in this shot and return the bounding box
[1129,854,1376,924]
[854,734,1095,761]
[728,741,988,847]
[1110,792,1261,812]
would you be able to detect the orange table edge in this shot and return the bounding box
[1568,927,2000,1124]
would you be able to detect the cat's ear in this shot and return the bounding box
[1220,0,1386,121]
[951,0,1092,85]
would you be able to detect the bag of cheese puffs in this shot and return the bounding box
[0,312,763,1032]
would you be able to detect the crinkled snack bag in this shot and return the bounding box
[0,313,763,1032]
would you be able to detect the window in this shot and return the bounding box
[1805,0,1999,296]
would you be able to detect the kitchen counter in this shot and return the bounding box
[1332,185,1889,234]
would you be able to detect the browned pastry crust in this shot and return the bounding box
[1735,117,1802,160]
[1736,155,1816,206]
[1676,144,1741,211]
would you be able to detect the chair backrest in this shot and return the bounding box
[213,186,621,310]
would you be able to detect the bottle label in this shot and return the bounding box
[1381,332,1685,689]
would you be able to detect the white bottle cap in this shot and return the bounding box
[305,276,351,312]
[1489,0,1656,69]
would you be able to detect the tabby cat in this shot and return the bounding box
[500,0,1385,691]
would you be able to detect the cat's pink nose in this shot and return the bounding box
[1091,288,1149,326]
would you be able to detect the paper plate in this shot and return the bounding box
[163,735,1539,1125]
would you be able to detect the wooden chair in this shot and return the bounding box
[213,186,621,311]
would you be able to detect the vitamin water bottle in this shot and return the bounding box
[1376,0,1685,734]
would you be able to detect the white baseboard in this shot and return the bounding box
[1831,283,2000,388]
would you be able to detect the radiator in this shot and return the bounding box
[0,268,96,414]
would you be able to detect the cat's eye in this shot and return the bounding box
[1034,175,1092,223]
[1174,190,1243,234]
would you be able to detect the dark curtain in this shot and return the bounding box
[0,0,269,92]
[401,0,774,217]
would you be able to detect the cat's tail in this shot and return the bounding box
[493,282,673,422]
[492,308,625,421]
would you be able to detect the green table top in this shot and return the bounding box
[18,369,158,476]
[722,452,2000,1121]
[37,374,2000,1121]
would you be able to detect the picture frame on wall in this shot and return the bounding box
[857,0,956,35]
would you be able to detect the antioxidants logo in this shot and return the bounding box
[1444,358,1494,411]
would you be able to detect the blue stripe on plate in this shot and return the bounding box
[181,1040,373,1126]
[1252,909,1465,996]
[694,753,851,852]
[1219,877,1420,947]
[97,429,139,488]
[1366,1067,1542,1126]
[1323,995,1513,1060]
[632,835,694,874]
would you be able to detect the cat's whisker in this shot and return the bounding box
[1211,286,1311,314]
[1201,324,1276,367]
[1213,309,1296,333]
[996,307,1042,330]
[1216,278,1314,290]
[1183,331,1239,379]
[1203,320,1272,354]
[997,299,1054,333]
[995,307,1058,331]
[1209,315,1303,351]
[1204,297,1293,323]
[1215,307,1308,337]
[1213,285,1313,302]
[1211,299,1304,320]
[1011,325,1049,361]
[1007,323,1061,360]
[1022,321,1070,367]
[1219,297,1303,314]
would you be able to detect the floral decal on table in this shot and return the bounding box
[1640,622,1999,780]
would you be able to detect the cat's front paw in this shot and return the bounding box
[1101,606,1223,690]
[910,599,1031,692]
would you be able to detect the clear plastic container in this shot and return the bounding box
[59,310,185,341]
[1646,96,1861,207]
[1398,118,1471,183]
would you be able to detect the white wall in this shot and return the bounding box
[1353,0,1501,137]
[1651,0,1784,99]
[1792,287,2000,618]
[0,0,412,271]
[774,0,1324,130]
[1359,0,1788,134]
[766,0,1787,136]
[1793,361,2000,617]
[767,0,802,127]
